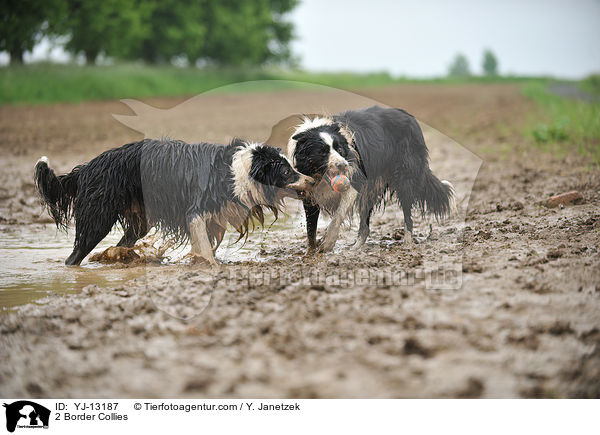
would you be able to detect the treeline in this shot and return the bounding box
[448,50,499,77]
[0,0,298,66]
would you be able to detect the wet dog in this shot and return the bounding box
[288,106,455,253]
[34,138,314,265]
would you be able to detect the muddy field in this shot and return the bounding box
[1,84,599,398]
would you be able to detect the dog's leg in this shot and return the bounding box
[67,207,117,265]
[205,219,224,253]
[212,224,226,253]
[189,215,217,265]
[401,199,414,245]
[353,205,373,250]
[66,248,88,266]
[319,187,358,252]
[117,215,149,248]
[303,199,320,253]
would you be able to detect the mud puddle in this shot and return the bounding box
[0,202,307,311]
[0,224,146,310]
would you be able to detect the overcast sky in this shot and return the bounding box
[290,0,600,78]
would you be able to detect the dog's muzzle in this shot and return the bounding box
[335,161,349,173]
[287,174,316,199]
[326,151,351,177]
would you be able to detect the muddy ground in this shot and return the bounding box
[1,84,599,398]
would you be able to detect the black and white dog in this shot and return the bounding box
[34,138,314,265]
[288,105,455,253]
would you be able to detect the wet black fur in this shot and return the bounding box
[248,143,300,200]
[292,105,454,249]
[34,138,299,265]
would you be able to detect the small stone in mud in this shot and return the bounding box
[510,201,524,211]
[543,190,583,208]
[367,335,384,345]
[463,262,483,273]
[456,377,485,398]
[391,228,405,240]
[403,315,425,329]
[531,320,573,336]
[546,248,564,259]
[403,337,433,358]
[26,382,44,396]
[310,284,327,292]
[183,376,212,392]
[522,280,551,294]
[519,385,555,398]
[547,321,574,336]
[506,332,540,350]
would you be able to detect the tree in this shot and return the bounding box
[0,0,64,64]
[482,49,498,76]
[134,0,206,65]
[132,0,298,66]
[4,0,298,67]
[61,0,149,64]
[202,0,298,66]
[447,53,471,78]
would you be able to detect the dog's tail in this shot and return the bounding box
[34,156,80,229]
[420,169,456,219]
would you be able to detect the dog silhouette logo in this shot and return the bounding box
[3,401,50,432]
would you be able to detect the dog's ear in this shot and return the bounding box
[292,132,306,141]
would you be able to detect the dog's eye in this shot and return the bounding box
[335,145,347,157]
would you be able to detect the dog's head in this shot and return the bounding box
[288,118,355,182]
[232,142,315,206]
[249,145,315,199]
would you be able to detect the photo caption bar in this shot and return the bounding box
[1,399,596,435]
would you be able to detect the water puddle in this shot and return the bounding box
[0,225,145,311]
[0,202,307,311]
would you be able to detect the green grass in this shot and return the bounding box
[580,74,600,97]
[0,62,554,105]
[0,63,284,104]
[522,81,600,164]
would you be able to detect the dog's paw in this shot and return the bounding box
[183,252,219,267]
[305,246,317,256]
[350,242,366,252]
[317,239,336,253]
[350,234,368,251]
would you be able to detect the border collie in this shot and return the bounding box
[288,105,455,253]
[34,138,314,265]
